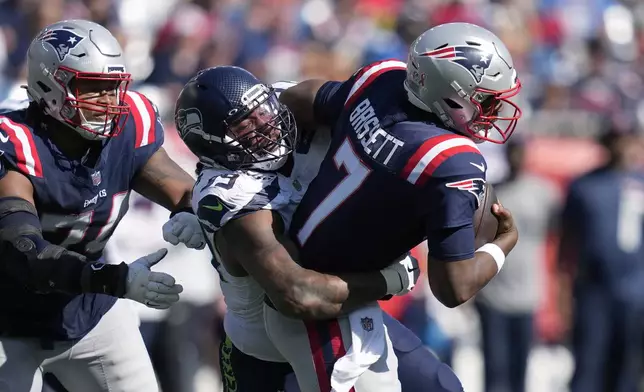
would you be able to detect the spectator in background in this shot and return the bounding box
[475,138,560,392]
[558,122,644,392]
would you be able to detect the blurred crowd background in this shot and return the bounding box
[3,0,644,391]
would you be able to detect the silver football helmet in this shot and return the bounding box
[25,19,131,140]
[404,23,522,143]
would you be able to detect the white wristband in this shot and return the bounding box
[476,243,506,273]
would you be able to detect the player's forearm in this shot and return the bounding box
[259,249,387,319]
[0,222,127,296]
[429,237,513,308]
[279,80,326,129]
[284,271,388,320]
[132,148,195,211]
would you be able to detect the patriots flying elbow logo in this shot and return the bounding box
[39,29,85,61]
[446,178,486,207]
[419,46,493,84]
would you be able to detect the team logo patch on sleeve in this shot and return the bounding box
[445,178,486,207]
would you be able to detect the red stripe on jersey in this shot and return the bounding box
[401,134,459,179]
[124,92,155,148]
[124,93,143,147]
[344,60,406,108]
[140,95,156,146]
[415,144,481,186]
[402,134,480,186]
[0,117,43,177]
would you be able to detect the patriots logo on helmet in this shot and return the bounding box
[419,46,493,84]
[445,178,486,207]
[39,29,85,61]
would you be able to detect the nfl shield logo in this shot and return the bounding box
[361,317,374,332]
[91,171,102,186]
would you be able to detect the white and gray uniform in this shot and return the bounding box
[191,88,331,360]
[193,168,296,362]
[192,83,462,392]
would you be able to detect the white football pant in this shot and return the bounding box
[0,299,159,392]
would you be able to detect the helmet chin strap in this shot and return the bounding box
[78,110,111,139]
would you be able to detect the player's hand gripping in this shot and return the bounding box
[380,253,421,296]
[125,248,184,309]
[491,202,519,252]
[162,212,206,250]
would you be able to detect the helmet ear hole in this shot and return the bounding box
[36,81,52,93]
[443,98,462,109]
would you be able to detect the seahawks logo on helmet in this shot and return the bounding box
[419,45,494,84]
[176,108,204,139]
[39,29,85,61]
[176,107,223,143]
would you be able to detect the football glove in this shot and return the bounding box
[162,212,206,250]
[379,253,421,296]
[125,248,183,309]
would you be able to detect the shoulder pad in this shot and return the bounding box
[0,114,44,178]
[192,168,293,231]
[401,133,483,186]
[272,81,297,95]
[123,91,160,149]
[345,60,406,107]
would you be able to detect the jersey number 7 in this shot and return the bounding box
[297,138,371,245]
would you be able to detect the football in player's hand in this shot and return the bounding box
[474,182,499,248]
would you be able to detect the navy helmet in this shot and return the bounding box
[175,66,297,171]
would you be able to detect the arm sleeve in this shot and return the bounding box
[0,197,127,296]
[424,150,487,262]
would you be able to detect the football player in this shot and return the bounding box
[263,22,520,391]
[0,20,203,392]
[173,67,463,392]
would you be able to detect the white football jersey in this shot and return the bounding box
[191,82,331,362]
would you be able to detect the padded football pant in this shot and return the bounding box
[0,299,159,392]
[265,301,399,392]
[226,308,463,392]
[265,300,465,392]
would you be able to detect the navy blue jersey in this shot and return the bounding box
[0,91,164,340]
[289,60,487,273]
[562,168,644,299]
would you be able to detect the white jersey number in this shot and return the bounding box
[617,185,644,253]
[40,192,130,255]
[297,138,371,245]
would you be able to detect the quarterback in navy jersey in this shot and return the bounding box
[0,20,204,392]
[261,22,521,391]
[175,66,469,392]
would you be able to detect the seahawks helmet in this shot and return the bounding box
[404,23,522,143]
[25,19,131,140]
[175,66,297,171]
